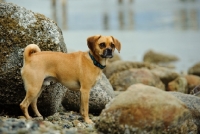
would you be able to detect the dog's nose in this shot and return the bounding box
[106,48,112,55]
[101,48,113,58]
[102,48,113,58]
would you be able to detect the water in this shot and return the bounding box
[5,0,200,73]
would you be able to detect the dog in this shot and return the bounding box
[20,35,121,123]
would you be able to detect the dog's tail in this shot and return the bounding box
[23,44,41,62]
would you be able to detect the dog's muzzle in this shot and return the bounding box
[101,48,113,58]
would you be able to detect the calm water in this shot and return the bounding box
[5,0,200,72]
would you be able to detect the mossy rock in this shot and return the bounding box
[0,3,67,116]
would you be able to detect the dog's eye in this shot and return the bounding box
[99,43,106,49]
[111,43,115,48]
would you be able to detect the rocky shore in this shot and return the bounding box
[0,106,99,134]
[1,2,200,134]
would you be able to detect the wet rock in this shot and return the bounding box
[169,91,200,130]
[188,62,200,76]
[109,68,165,91]
[96,84,196,134]
[0,3,67,116]
[104,60,153,79]
[62,73,114,114]
[143,50,179,64]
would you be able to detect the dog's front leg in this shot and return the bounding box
[80,87,93,124]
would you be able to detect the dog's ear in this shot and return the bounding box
[111,36,121,53]
[87,35,101,51]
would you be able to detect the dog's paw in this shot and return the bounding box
[18,116,27,119]
[85,118,94,124]
[32,116,43,121]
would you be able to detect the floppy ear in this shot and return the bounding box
[111,36,121,53]
[87,35,101,51]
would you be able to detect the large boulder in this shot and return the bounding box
[0,3,67,116]
[109,68,165,91]
[96,84,196,133]
[188,62,200,76]
[62,73,114,114]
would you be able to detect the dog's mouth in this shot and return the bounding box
[101,48,113,58]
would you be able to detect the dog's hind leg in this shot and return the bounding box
[20,77,43,119]
[30,89,43,117]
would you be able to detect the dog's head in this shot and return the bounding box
[87,35,121,59]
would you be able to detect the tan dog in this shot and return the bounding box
[20,35,121,123]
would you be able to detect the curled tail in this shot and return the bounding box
[23,44,41,62]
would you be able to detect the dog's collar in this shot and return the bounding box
[89,52,106,69]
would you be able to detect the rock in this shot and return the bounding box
[0,109,99,134]
[150,66,179,87]
[185,75,200,93]
[0,117,40,133]
[188,62,200,76]
[169,91,200,131]
[0,3,67,116]
[109,68,165,91]
[72,120,86,128]
[96,84,196,133]
[191,85,200,96]
[167,76,188,93]
[104,60,179,88]
[143,50,179,64]
[167,75,200,94]
[104,60,153,79]
[62,73,114,114]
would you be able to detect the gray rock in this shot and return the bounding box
[0,3,67,116]
[96,84,196,134]
[62,73,114,114]
[169,92,200,127]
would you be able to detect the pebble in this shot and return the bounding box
[0,110,98,134]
